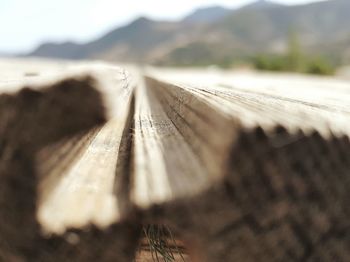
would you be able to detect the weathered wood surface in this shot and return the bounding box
[0,59,140,261]
[2,59,350,261]
[37,67,135,234]
[138,69,350,261]
[132,77,238,208]
[147,68,350,136]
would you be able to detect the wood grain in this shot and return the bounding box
[2,60,350,261]
[0,60,140,261]
[139,69,350,262]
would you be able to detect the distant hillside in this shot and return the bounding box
[183,6,231,23]
[28,0,350,65]
[31,42,83,59]
[241,0,284,10]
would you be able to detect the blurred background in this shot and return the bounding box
[1,0,349,76]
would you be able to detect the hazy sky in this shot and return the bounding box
[0,0,328,53]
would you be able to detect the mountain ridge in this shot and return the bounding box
[28,0,350,65]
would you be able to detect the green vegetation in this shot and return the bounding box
[287,30,303,71]
[251,31,336,75]
[160,30,338,76]
[304,57,336,75]
[158,30,338,76]
[252,54,336,75]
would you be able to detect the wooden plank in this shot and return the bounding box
[3,60,350,261]
[0,59,140,261]
[0,77,103,260]
[37,67,135,234]
[135,70,350,261]
[132,77,238,208]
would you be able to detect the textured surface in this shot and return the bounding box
[37,68,135,234]
[1,59,350,261]
[139,69,350,262]
[0,59,139,261]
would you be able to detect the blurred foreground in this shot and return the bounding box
[0,58,350,261]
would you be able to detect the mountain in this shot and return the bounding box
[183,6,231,23]
[30,41,83,59]
[28,0,350,65]
[242,0,284,10]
